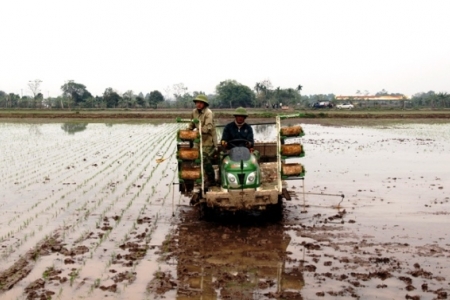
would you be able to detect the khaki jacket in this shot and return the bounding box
[188,107,218,147]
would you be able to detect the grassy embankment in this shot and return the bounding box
[1,108,449,124]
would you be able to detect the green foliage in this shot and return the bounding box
[148,90,164,108]
[61,80,92,106]
[254,80,303,108]
[120,90,137,108]
[136,95,146,107]
[260,112,276,118]
[103,87,122,108]
[171,91,195,109]
[272,88,293,106]
[411,91,450,108]
[303,112,317,118]
[3,79,450,110]
[215,80,254,108]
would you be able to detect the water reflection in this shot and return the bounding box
[173,215,304,299]
[61,123,88,134]
[253,124,277,142]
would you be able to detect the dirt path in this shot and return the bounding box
[1,109,450,121]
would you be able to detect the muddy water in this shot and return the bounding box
[0,121,449,299]
[156,123,450,300]
[286,123,450,300]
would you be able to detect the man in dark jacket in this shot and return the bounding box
[221,107,254,150]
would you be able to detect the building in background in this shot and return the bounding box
[335,95,410,108]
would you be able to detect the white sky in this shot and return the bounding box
[1,0,449,98]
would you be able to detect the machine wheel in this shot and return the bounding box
[265,196,283,221]
[199,203,215,221]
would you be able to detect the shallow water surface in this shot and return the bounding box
[0,121,449,299]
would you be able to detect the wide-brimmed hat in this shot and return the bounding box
[193,94,209,106]
[233,107,248,117]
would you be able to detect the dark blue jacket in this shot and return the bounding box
[221,122,254,149]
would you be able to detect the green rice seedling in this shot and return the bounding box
[42,266,54,280]
[69,269,79,287]
[31,250,40,261]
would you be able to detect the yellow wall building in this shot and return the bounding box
[335,95,410,108]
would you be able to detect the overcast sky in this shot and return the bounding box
[1,0,449,99]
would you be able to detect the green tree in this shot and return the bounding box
[103,88,122,108]
[411,91,436,108]
[20,95,32,108]
[28,79,42,108]
[176,93,194,109]
[28,79,42,98]
[83,96,96,108]
[273,88,301,107]
[171,83,191,108]
[254,79,273,107]
[375,89,388,96]
[254,82,264,107]
[148,90,164,108]
[436,92,450,108]
[35,93,44,109]
[122,90,136,108]
[0,91,8,108]
[136,92,146,107]
[216,80,254,108]
[61,80,92,108]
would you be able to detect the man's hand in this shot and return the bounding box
[245,141,252,148]
[221,140,227,148]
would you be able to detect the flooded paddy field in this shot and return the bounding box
[0,120,449,300]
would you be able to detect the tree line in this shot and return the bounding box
[1,79,449,109]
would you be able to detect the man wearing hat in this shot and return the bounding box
[187,95,218,187]
[220,107,254,150]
